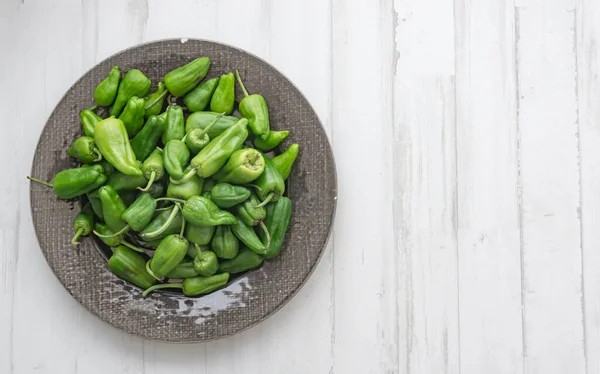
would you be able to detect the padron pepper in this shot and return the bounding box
[94,66,121,107]
[163,139,190,180]
[108,245,157,289]
[121,192,157,232]
[97,159,115,176]
[87,189,103,218]
[139,203,183,241]
[260,197,292,259]
[210,72,235,115]
[167,174,203,200]
[71,203,94,245]
[142,273,230,297]
[211,225,239,259]
[110,69,151,117]
[235,193,266,226]
[253,130,289,152]
[80,108,102,137]
[179,195,237,226]
[186,242,209,259]
[99,185,128,233]
[139,149,164,191]
[162,104,185,144]
[218,248,263,274]
[271,143,299,181]
[210,183,251,208]
[186,223,215,246]
[144,82,168,118]
[184,77,219,112]
[130,115,166,162]
[194,248,219,276]
[118,96,146,137]
[67,136,102,164]
[213,148,264,184]
[235,69,270,140]
[166,259,198,279]
[147,222,189,279]
[231,218,269,255]
[185,111,240,139]
[27,164,107,200]
[184,113,224,154]
[107,171,148,192]
[253,152,285,207]
[93,222,144,252]
[164,57,211,97]
[94,117,142,176]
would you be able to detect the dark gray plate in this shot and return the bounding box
[29,39,337,342]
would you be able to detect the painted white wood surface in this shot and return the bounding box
[1,0,599,373]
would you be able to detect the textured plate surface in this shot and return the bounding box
[29,39,337,342]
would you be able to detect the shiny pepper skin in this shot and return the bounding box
[235,69,270,140]
[213,148,264,184]
[71,203,94,245]
[210,183,251,208]
[118,96,146,137]
[94,66,121,107]
[108,245,157,289]
[184,77,219,112]
[218,248,263,274]
[144,82,168,118]
[94,117,142,176]
[211,225,239,259]
[260,197,292,259]
[99,185,128,233]
[164,57,211,97]
[79,109,102,138]
[149,234,189,278]
[185,111,240,139]
[162,104,185,144]
[67,136,102,164]
[210,72,235,115]
[182,196,237,226]
[253,130,289,152]
[271,143,299,181]
[130,115,166,162]
[28,164,107,200]
[110,69,151,117]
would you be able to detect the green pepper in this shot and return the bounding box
[87,189,103,218]
[143,238,163,249]
[211,225,239,259]
[139,204,183,241]
[167,174,203,200]
[164,57,211,97]
[148,181,166,198]
[218,248,263,274]
[27,164,107,200]
[202,191,212,199]
[80,109,102,137]
[210,183,251,208]
[185,111,240,139]
[139,149,164,191]
[130,115,166,162]
[231,219,269,255]
[66,136,102,164]
[110,69,151,117]
[186,242,209,258]
[183,118,248,180]
[184,113,224,154]
[166,259,198,279]
[93,222,144,252]
[271,143,299,181]
[107,171,148,192]
[210,72,235,115]
[254,130,289,152]
[202,178,216,193]
[253,153,285,207]
[235,193,266,226]
[107,245,156,289]
[213,148,264,184]
[235,69,270,140]
[260,197,292,259]
[163,140,190,180]
[99,185,128,233]
[194,248,218,276]
[142,273,229,297]
[186,223,215,246]
[121,192,157,231]
[148,227,189,279]
[180,196,237,226]
[118,96,146,137]
[144,82,168,118]
[161,104,185,144]
[97,159,115,176]
[71,203,94,245]
[94,66,121,107]
[94,117,142,176]
[183,77,219,112]
[119,190,138,206]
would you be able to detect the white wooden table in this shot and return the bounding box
[1,0,598,373]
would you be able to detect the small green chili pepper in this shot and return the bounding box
[210,72,235,115]
[139,149,164,191]
[94,66,121,107]
[260,197,292,259]
[211,225,239,259]
[253,153,285,207]
[179,196,237,226]
[185,111,240,139]
[166,259,199,279]
[80,108,102,137]
[67,136,102,164]
[144,82,168,118]
[108,245,157,289]
[118,96,146,137]
[186,243,210,258]
[163,139,190,180]
[162,104,185,145]
[235,193,266,226]
[107,171,148,192]
[121,192,157,232]
[210,183,251,208]
[148,222,189,279]
[213,148,264,184]
[139,204,183,241]
[186,223,215,246]
[27,164,107,200]
[164,57,211,97]
[71,203,95,245]
[235,69,270,140]
[184,77,219,112]
[142,273,230,297]
[87,189,103,218]
[253,130,290,152]
[110,69,151,117]
[184,113,224,154]
[231,218,269,255]
[93,222,144,252]
[167,174,204,200]
[130,115,166,162]
[96,159,115,176]
[99,185,128,234]
[218,248,263,274]
[271,143,299,181]
[94,117,142,176]
[194,248,219,276]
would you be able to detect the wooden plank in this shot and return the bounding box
[454,1,524,373]
[393,0,459,373]
[516,2,586,373]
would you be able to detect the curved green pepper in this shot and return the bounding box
[211,225,239,259]
[148,229,189,279]
[144,82,168,118]
[194,249,218,276]
[167,174,203,200]
[213,148,264,184]
[108,245,156,289]
[254,130,289,152]
[107,171,148,192]
[27,164,107,200]
[118,96,146,137]
[87,189,103,218]
[121,192,156,231]
[161,104,185,144]
[163,139,190,180]
[164,57,211,97]
[94,66,121,107]
[210,72,235,115]
[271,143,299,181]
[184,77,219,112]
[260,197,292,259]
[181,196,237,226]
[67,136,102,164]
[235,69,270,140]
[186,223,215,246]
[131,115,166,162]
[110,69,151,117]
[210,183,251,208]
[218,248,263,274]
[185,111,240,139]
[183,113,224,154]
[166,259,198,279]
[139,204,183,241]
[253,153,285,207]
[142,273,230,297]
[99,185,128,233]
[235,193,266,226]
[80,109,102,137]
[94,117,142,176]
[71,203,94,245]
[231,218,269,255]
[139,149,164,191]
[186,242,209,259]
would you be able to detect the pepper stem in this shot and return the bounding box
[71,228,84,245]
[195,113,225,139]
[235,69,250,97]
[146,260,163,281]
[259,220,271,249]
[141,204,180,239]
[121,240,146,253]
[255,193,274,208]
[27,176,53,188]
[144,89,168,110]
[194,244,204,253]
[243,184,262,192]
[88,105,98,111]
[173,168,198,185]
[94,224,130,239]
[155,197,187,204]
[138,171,156,192]
[179,206,186,237]
[142,282,183,297]
[92,151,103,162]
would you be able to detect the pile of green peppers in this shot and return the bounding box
[27,58,300,298]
